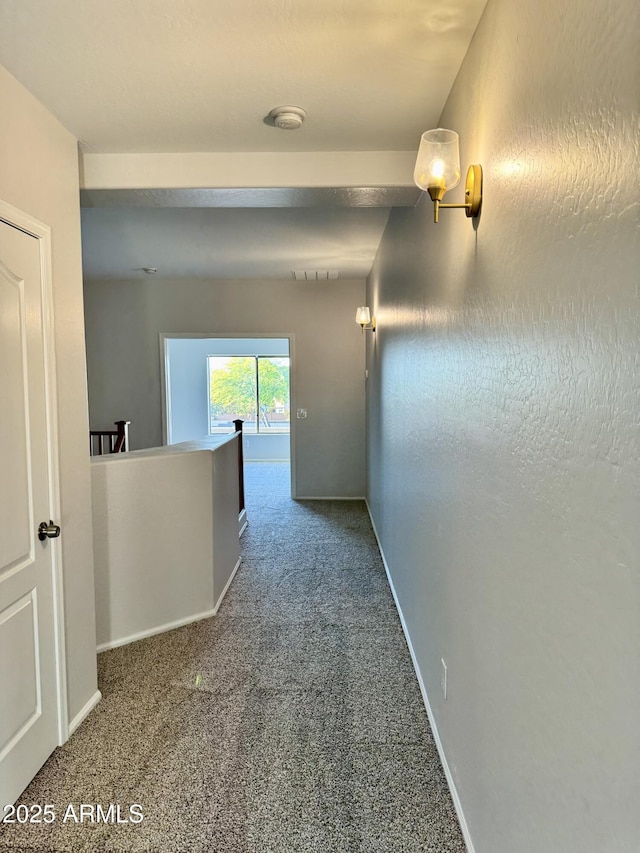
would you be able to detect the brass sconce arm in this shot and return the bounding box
[427,165,482,223]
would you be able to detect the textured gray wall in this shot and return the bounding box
[83,277,366,498]
[366,0,640,851]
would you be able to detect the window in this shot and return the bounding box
[208,356,290,434]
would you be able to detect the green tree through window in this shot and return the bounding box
[209,357,256,422]
[258,358,289,428]
[209,356,290,433]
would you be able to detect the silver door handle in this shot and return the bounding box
[38,520,61,541]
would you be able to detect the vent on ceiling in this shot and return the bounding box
[292,270,339,281]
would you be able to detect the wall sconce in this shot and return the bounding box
[413,128,482,223]
[355,306,376,332]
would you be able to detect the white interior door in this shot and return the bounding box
[0,217,60,806]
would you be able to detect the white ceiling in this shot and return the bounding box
[0,0,487,154]
[0,0,488,278]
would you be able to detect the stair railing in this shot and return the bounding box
[233,419,245,514]
[90,420,130,456]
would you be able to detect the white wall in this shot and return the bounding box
[166,336,290,460]
[84,277,366,497]
[92,439,240,650]
[0,65,98,724]
[366,0,640,851]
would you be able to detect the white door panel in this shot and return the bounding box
[0,257,31,568]
[0,592,40,752]
[0,218,59,807]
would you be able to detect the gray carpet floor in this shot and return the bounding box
[0,463,465,853]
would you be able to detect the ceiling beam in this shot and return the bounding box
[80,186,421,208]
[80,150,417,191]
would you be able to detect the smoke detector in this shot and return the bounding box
[268,105,307,130]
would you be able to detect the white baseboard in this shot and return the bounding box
[239,508,248,537]
[97,608,216,653]
[213,557,242,614]
[365,500,476,853]
[96,558,242,654]
[294,495,366,501]
[67,689,102,739]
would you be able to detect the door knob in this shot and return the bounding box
[38,520,61,541]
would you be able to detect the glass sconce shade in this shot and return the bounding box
[413,128,461,195]
[356,306,371,325]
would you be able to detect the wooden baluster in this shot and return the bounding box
[113,420,130,453]
[233,419,245,514]
[90,420,130,455]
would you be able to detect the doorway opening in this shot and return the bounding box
[161,335,294,496]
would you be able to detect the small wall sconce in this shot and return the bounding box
[356,306,376,332]
[413,128,482,223]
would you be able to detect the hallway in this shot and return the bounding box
[0,464,464,852]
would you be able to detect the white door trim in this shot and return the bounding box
[0,198,69,745]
